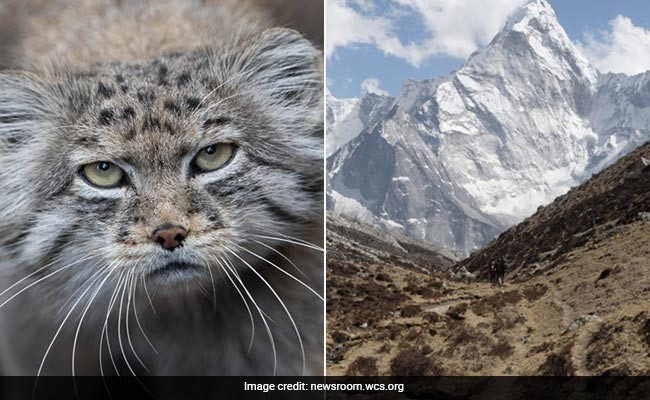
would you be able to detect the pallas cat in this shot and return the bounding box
[0,0,323,375]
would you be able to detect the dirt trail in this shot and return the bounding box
[547,282,604,375]
[548,285,574,329]
[572,318,603,375]
[423,298,473,314]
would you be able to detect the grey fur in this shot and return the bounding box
[0,0,323,376]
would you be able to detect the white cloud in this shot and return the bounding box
[577,15,650,75]
[394,0,526,59]
[326,0,413,63]
[361,78,389,95]
[326,0,526,66]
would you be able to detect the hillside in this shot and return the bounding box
[459,140,650,278]
[327,141,650,376]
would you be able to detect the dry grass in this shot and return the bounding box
[389,347,442,376]
[538,345,575,376]
[472,290,522,316]
[489,339,515,360]
[401,304,421,318]
[523,283,548,301]
[346,356,379,376]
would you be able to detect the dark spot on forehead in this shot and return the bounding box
[137,88,156,104]
[185,97,201,112]
[98,109,114,125]
[164,121,175,135]
[97,82,115,98]
[202,117,229,129]
[122,106,136,120]
[176,72,191,88]
[142,115,161,132]
[164,100,182,115]
[74,135,99,146]
[123,127,136,140]
[115,74,125,83]
[120,84,129,94]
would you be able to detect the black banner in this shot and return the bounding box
[1,377,649,400]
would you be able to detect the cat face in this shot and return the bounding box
[0,28,323,291]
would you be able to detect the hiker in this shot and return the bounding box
[487,261,496,284]
[497,256,508,285]
[486,262,493,284]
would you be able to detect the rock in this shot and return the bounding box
[566,314,601,332]
[596,268,611,282]
[332,331,350,344]
[446,309,466,321]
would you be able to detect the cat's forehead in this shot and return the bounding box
[93,51,212,94]
[59,52,245,162]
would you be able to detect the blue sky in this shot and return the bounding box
[327,0,650,98]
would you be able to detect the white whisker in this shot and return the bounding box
[225,247,305,376]
[222,255,277,375]
[125,271,149,373]
[214,257,255,353]
[140,275,156,314]
[36,265,109,377]
[132,277,157,354]
[252,239,307,278]
[0,251,99,301]
[116,271,138,376]
[205,263,217,313]
[0,253,100,310]
[234,243,323,302]
[252,234,323,252]
[72,261,119,377]
[100,272,126,377]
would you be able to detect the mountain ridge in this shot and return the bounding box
[327,0,650,255]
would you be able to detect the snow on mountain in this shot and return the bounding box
[326,88,393,157]
[327,0,650,255]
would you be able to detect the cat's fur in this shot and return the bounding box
[0,0,323,375]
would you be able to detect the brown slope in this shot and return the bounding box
[459,140,650,279]
[327,141,650,376]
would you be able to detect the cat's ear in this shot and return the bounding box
[0,73,53,145]
[0,73,56,225]
[231,27,323,130]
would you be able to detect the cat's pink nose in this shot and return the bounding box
[151,225,188,251]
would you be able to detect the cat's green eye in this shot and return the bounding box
[80,162,125,188]
[193,143,235,172]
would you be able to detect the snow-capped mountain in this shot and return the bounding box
[327,0,650,255]
[326,88,393,157]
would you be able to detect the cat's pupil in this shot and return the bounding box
[98,162,110,171]
[205,146,215,155]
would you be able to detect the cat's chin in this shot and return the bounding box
[146,261,206,286]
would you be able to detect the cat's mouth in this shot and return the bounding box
[147,262,203,280]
